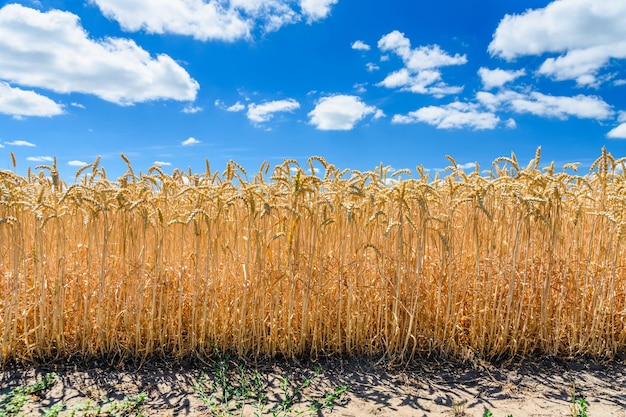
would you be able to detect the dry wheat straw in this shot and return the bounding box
[1,149,625,363]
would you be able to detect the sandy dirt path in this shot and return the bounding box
[2,356,625,416]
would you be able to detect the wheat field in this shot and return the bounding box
[1,148,625,364]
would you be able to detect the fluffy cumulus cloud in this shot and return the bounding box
[351,40,370,51]
[607,124,626,139]
[300,0,338,22]
[247,99,300,124]
[392,102,499,130]
[182,137,201,146]
[477,90,613,120]
[308,95,382,130]
[478,68,525,89]
[505,118,517,129]
[227,101,246,112]
[0,82,63,117]
[377,30,466,96]
[0,4,199,106]
[488,0,626,86]
[607,111,626,139]
[91,0,337,41]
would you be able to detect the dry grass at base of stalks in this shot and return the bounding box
[1,148,625,364]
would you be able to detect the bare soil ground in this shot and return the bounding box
[2,354,625,416]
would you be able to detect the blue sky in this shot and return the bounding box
[1,0,625,180]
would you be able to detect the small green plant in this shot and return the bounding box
[192,354,351,417]
[249,371,268,416]
[572,397,589,417]
[269,366,322,416]
[308,385,350,412]
[106,393,147,417]
[483,411,514,417]
[24,373,57,395]
[0,373,57,417]
[0,389,30,417]
[193,352,252,415]
[569,383,589,417]
[67,399,104,417]
[42,403,65,417]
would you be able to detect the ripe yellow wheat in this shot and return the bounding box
[1,148,625,363]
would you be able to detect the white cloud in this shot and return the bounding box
[153,161,172,166]
[392,102,499,130]
[300,0,338,22]
[373,109,386,120]
[366,62,379,72]
[26,156,54,162]
[0,4,198,106]
[6,140,36,147]
[70,102,85,109]
[537,44,626,86]
[379,68,411,88]
[92,0,250,41]
[477,90,613,120]
[378,68,462,97]
[379,30,467,70]
[227,101,246,112]
[247,99,300,124]
[182,104,203,114]
[475,90,518,112]
[68,160,88,167]
[377,30,466,96]
[0,82,63,117]
[607,112,626,138]
[182,137,201,146]
[607,124,626,139]
[478,67,525,89]
[90,0,336,41]
[308,95,380,130]
[353,83,367,93]
[505,118,517,129]
[518,92,614,120]
[351,40,371,51]
[488,0,626,86]
[458,162,477,170]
